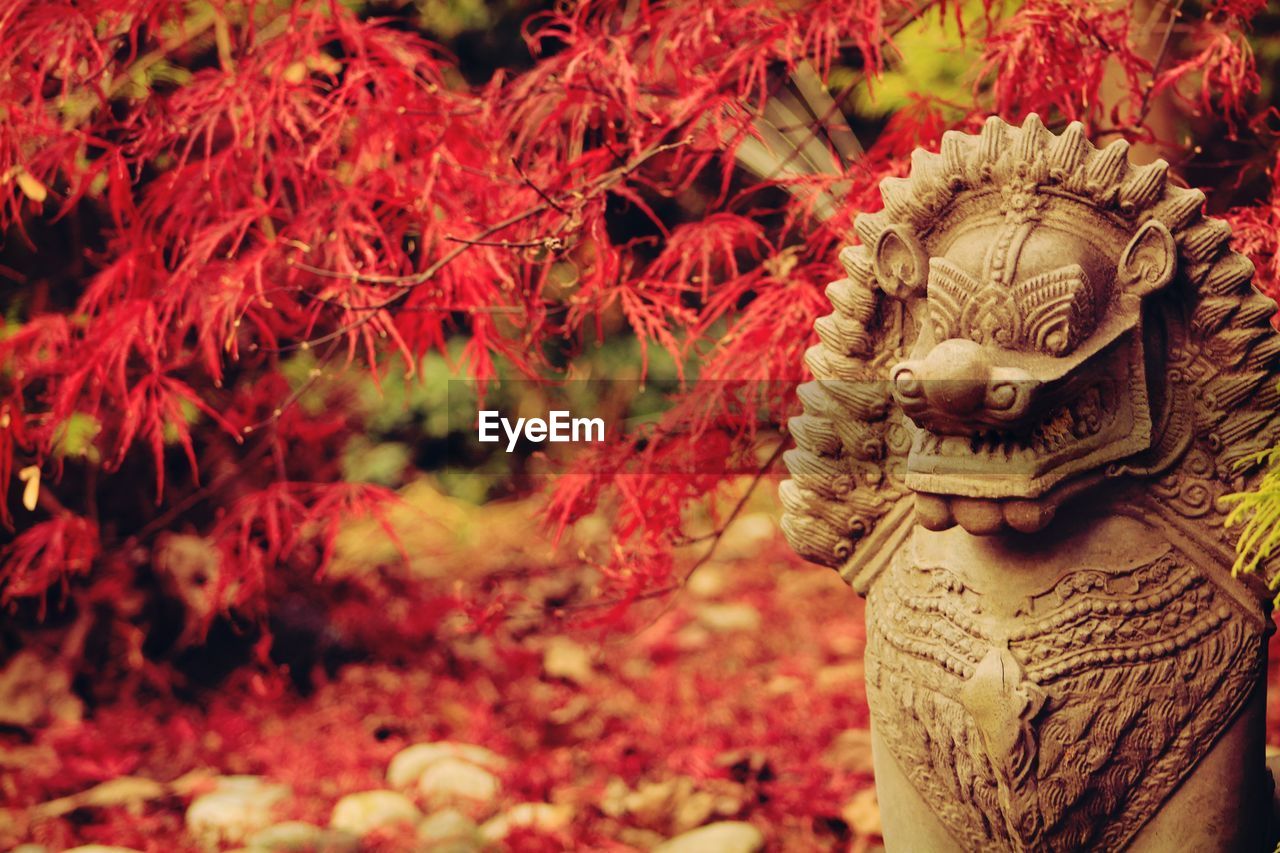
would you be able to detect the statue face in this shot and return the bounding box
[884,212,1177,534]
[781,116,1265,570]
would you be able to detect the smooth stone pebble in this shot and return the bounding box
[653,821,765,853]
[842,787,881,836]
[479,802,572,842]
[187,779,290,849]
[712,513,775,560]
[417,808,481,844]
[246,820,359,852]
[417,757,501,805]
[542,637,593,684]
[211,775,292,798]
[386,741,507,788]
[695,603,762,633]
[329,789,421,836]
[823,728,875,775]
[686,563,728,598]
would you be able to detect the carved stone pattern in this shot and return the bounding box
[864,551,1265,852]
[1151,332,1280,546]
[780,114,1280,585]
[929,259,1095,356]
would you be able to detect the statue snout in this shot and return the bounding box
[892,339,1039,429]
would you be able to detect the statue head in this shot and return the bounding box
[781,115,1277,573]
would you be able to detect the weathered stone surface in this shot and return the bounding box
[328,790,420,836]
[417,757,501,806]
[652,821,764,853]
[779,114,1276,852]
[385,741,506,789]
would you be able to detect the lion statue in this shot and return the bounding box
[780,114,1278,852]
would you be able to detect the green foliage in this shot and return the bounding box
[277,331,692,508]
[1224,445,1280,601]
[51,413,102,462]
[846,2,982,117]
[416,0,499,39]
[341,437,411,485]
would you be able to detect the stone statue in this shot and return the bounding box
[780,114,1278,851]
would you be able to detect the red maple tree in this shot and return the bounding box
[1,0,1276,680]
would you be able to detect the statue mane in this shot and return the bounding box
[781,114,1278,587]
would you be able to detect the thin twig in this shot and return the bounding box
[562,439,788,622]
[289,139,686,293]
[274,138,690,353]
[1136,0,1185,125]
[130,338,346,543]
[444,234,564,250]
[754,0,944,184]
[230,287,528,338]
[239,344,341,433]
[129,437,274,545]
[512,157,570,215]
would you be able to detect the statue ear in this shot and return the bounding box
[873,225,928,298]
[1118,219,1177,296]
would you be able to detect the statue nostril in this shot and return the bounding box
[985,369,1039,419]
[987,381,1018,411]
[893,367,923,400]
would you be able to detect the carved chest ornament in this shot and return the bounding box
[780,115,1278,852]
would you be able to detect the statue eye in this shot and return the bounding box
[926,258,978,344]
[1010,265,1096,356]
